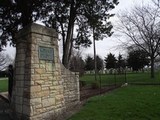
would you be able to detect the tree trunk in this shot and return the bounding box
[20,1,32,27]
[62,0,76,68]
[93,28,97,81]
[150,57,155,79]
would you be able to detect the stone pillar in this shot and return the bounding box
[11,23,65,120]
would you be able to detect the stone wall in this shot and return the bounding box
[61,64,80,109]
[11,23,79,120]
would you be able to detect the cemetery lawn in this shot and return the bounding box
[0,78,8,92]
[80,71,160,86]
[68,86,160,120]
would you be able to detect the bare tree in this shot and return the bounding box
[0,52,13,71]
[69,49,85,76]
[117,3,160,78]
[152,0,160,7]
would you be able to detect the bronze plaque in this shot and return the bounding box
[39,46,54,61]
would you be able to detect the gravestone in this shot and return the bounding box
[11,23,80,120]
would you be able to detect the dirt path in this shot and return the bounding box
[80,85,121,101]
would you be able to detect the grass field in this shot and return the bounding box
[68,86,160,120]
[0,78,8,92]
[80,71,160,86]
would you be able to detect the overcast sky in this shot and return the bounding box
[5,0,150,60]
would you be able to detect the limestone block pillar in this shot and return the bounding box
[11,23,65,120]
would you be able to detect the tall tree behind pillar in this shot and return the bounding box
[43,0,119,68]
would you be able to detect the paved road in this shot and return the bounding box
[0,97,10,120]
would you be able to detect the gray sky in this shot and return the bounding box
[5,0,150,60]
[4,43,16,59]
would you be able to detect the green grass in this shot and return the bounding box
[80,71,160,86]
[0,78,8,92]
[80,74,126,86]
[68,86,160,120]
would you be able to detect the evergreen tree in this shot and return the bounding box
[104,53,117,69]
[95,55,104,72]
[85,55,94,71]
